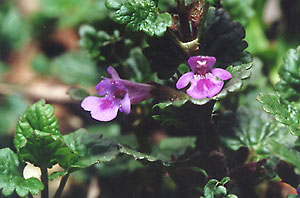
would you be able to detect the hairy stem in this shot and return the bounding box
[40,167,49,198]
[54,174,70,198]
[176,0,192,41]
[196,0,210,41]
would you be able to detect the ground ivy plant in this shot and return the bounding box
[1,0,300,197]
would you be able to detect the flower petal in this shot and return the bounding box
[119,93,131,114]
[188,56,216,73]
[205,77,224,98]
[96,79,113,96]
[81,96,120,121]
[107,66,120,79]
[211,68,232,80]
[186,79,208,99]
[176,72,194,89]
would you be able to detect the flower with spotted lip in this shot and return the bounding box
[81,66,153,121]
[176,56,232,99]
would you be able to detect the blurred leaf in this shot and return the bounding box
[0,61,9,79]
[267,140,300,173]
[218,107,295,159]
[151,136,196,162]
[244,16,269,54]
[243,57,267,89]
[31,53,51,75]
[276,46,300,102]
[39,0,109,27]
[286,195,299,198]
[14,100,77,168]
[125,47,152,82]
[78,25,131,65]
[0,95,28,135]
[221,0,255,26]
[257,93,300,136]
[105,0,172,36]
[87,123,139,149]
[0,148,43,197]
[0,2,30,58]
[63,129,120,171]
[51,51,100,86]
[67,87,90,101]
[199,8,249,68]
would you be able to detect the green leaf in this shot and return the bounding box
[215,186,227,197]
[51,51,100,87]
[202,177,237,198]
[14,99,61,151]
[63,129,120,171]
[31,53,51,75]
[14,100,77,168]
[0,95,28,135]
[105,0,172,36]
[226,195,238,198]
[276,46,300,102]
[125,47,152,82]
[38,0,109,27]
[78,25,130,65]
[0,2,30,58]
[0,148,43,197]
[49,170,68,181]
[67,87,90,101]
[204,179,219,198]
[151,136,196,162]
[119,145,161,164]
[221,0,255,26]
[286,194,299,198]
[218,106,295,158]
[0,61,9,79]
[257,93,300,136]
[267,140,300,173]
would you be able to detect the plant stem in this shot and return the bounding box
[54,174,70,198]
[196,0,209,41]
[176,0,192,41]
[40,167,49,198]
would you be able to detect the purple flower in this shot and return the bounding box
[176,56,232,99]
[81,66,153,121]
